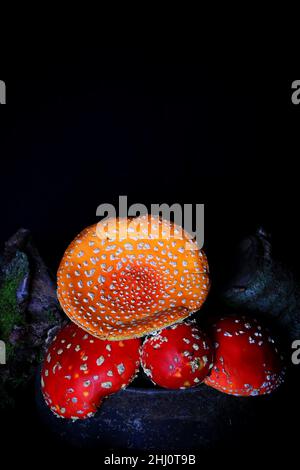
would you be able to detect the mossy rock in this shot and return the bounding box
[0,230,65,410]
[0,251,29,358]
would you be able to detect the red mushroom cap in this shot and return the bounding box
[41,322,141,419]
[204,315,286,396]
[141,321,213,389]
[57,215,210,340]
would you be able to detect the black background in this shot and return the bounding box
[2,47,298,276]
[1,45,299,464]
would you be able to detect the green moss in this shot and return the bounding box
[0,277,23,338]
[0,252,29,358]
[45,309,58,324]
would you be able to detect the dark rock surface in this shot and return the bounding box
[35,365,297,452]
[0,229,65,408]
[220,228,300,343]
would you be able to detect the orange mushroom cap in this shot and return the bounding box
[57,215,210,340]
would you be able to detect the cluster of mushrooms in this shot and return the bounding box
[41,215,286,420]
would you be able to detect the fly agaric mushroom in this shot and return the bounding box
[57,215,209,340]
[204,315,286,396]
[141,321,213,389]
[41,322,141,419]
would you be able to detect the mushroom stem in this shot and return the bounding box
[220,228,300,343]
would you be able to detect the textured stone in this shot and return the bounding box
[0,229,65,408]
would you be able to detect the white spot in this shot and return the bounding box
[101,382,112,389]
[96,356,105,366]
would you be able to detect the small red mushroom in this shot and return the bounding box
[141,321,213,389]
[204,315,286,396]
[41,322,141,419]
